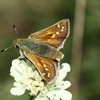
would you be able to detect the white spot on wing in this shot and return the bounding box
[44,64,46,67]
[43,73,46,76]
[61,26,64,32]
[51,34,56,38]
[57,23,60,28]
[47,73,50,77]
[56,32,59,34]
[45,68,48,71]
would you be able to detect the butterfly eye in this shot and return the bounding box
[15,44,19,49]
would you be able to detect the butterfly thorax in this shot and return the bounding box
[14,38,63,60]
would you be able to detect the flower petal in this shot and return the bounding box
[56,63,71,82]
[35,96,49,100]
[10,87,25,96]
[12,59,20,66]
[46,91,55,100]
[61,81,71,89]
[57,90,72,100]
[61,63,71,72]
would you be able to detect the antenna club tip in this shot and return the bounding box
[1,49,4,53]
[13,25,16,28]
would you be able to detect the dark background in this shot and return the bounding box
[0,0,100,100]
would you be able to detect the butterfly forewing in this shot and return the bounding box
[24,51,58,83]
[28,19,70,49]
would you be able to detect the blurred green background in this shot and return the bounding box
[0,0,100,100]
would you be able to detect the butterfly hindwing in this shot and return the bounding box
[24,51,58,83]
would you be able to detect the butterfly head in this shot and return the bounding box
[13,38,23,49]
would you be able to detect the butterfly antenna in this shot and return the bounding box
[1,25,18,53]
[1,45,13,53]
[13,25,18,38]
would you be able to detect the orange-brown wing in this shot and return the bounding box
[28,19,70,49]
[24,51,58,83]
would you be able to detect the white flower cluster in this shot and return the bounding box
[10,59,72,100]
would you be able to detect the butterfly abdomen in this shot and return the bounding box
[21,39,63,60]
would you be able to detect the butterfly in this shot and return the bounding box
[13,19,70,83]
